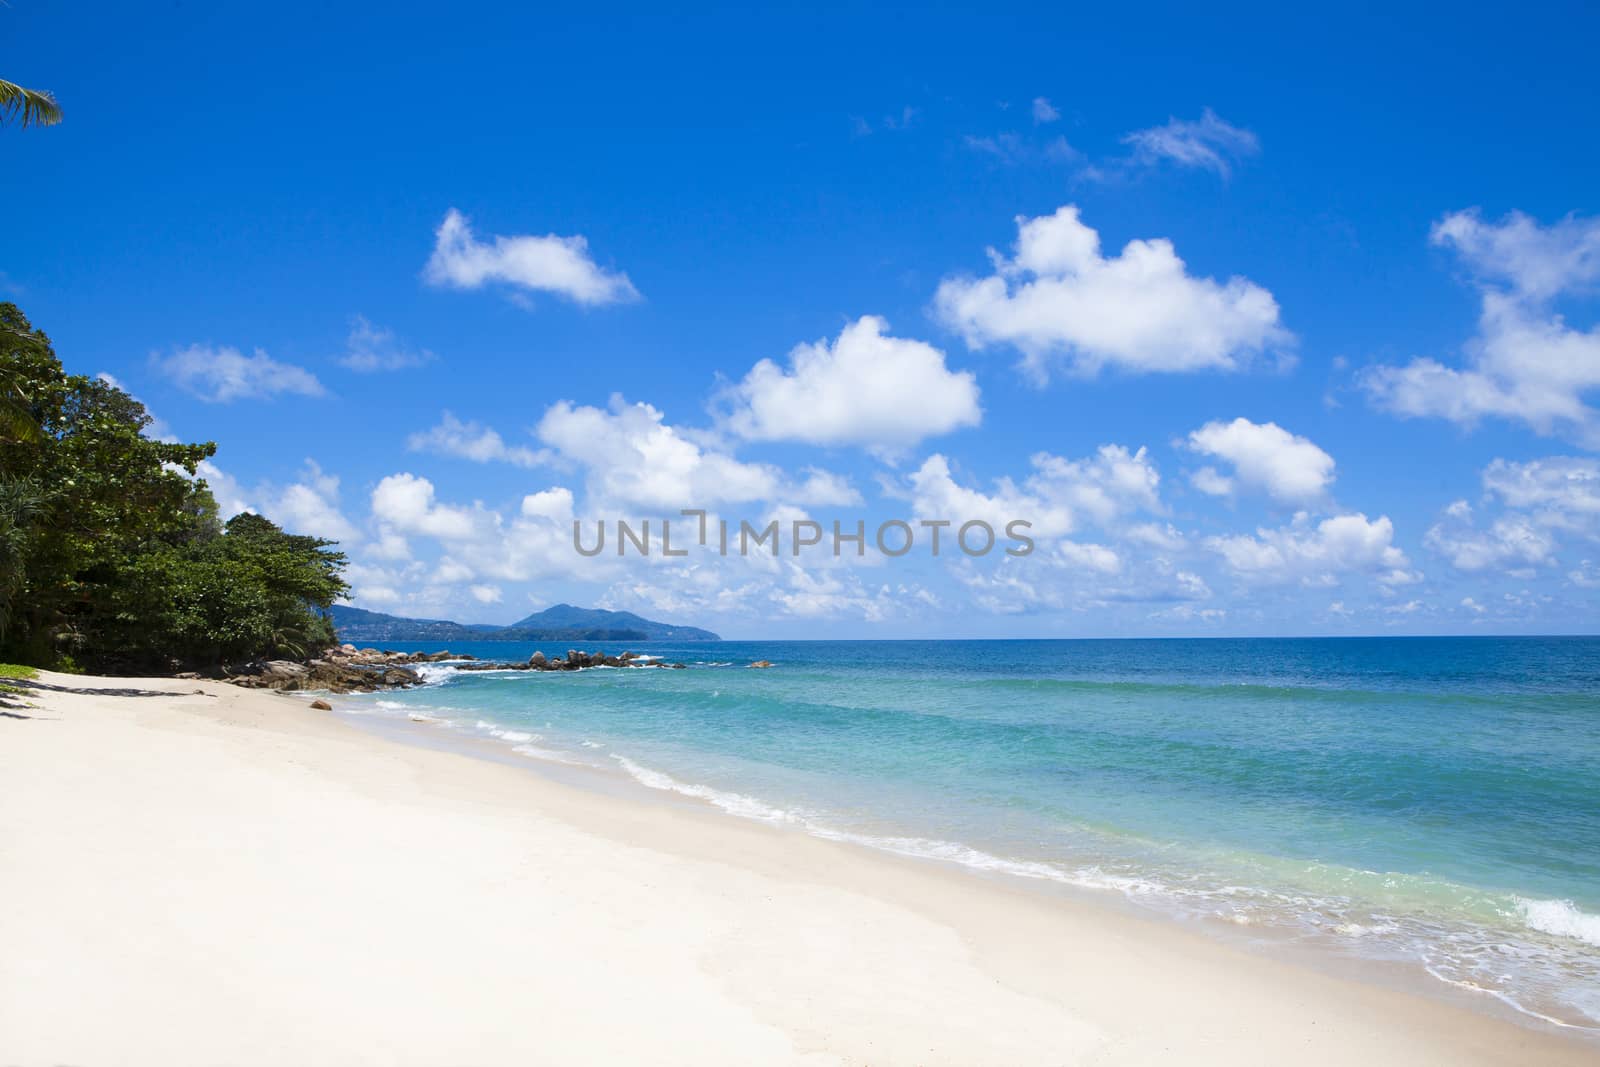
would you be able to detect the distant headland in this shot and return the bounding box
[328,603,721,643]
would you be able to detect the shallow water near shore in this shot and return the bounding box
[338,636,1600,1033]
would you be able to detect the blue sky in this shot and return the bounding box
[6,1,1600,637]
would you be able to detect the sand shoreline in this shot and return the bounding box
[2,671,1594,1065]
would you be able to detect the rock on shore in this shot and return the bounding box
[455,649,687,672]
[217,646,471,694]
[214,644,689,693]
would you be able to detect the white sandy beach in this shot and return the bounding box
[1,671,1593,1066]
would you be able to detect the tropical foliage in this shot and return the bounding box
[0,78,62,129]
[0,303,347,672]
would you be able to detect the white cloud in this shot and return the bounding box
[537,395,854,509]
[1190,466,1234,497]
[1031,97,1060,124]
[1364,209,1600,445]
[1481,456,1600,522]
[361,475,587,588]
[1119,108,1259,178]
[434,557,475,584]
[270,460,360,543]
[154,344,324,403]
[1029,445,1163,524]
[1423,456,1598,572]
[1053,539,1122,574]
[935,205,1289,381]
[1206,511,1410,585]
[339,316,434,372]
[1431,209,1600,302]
[1185,418,1335,504]
[906,454,1069,539]
[469,584,503,604]
[599,557,936,624]
[1425,511,1554,572]
[423,208,640,306]
[195,459,254,520]
[723,316,981,455]
[192,458,358,543]
[950,547,1207,616]
[367,527,412,562]
[793,468,864,507]
[1126,522,1186,551]
[408,411,548,468]
[904,444,1162,541]
[370,473,489,541]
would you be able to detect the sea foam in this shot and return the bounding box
[1513,897,1600,947]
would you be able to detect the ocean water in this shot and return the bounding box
[342,636,1600,1032]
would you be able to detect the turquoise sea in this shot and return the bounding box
[344,636,1600,1031]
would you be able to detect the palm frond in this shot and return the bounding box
[0,79,62,129]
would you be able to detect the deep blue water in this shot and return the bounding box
[343,636,1600,1030]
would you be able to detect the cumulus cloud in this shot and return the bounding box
[423,208,639,306]
[270,461,361,543]
[1118,108,1259,178]
[1206,511,1411,585]
[935,205,1289,381]
[154,344,324,403]
[194,460,254,520]
[1425,505,1555,572]
[536,396,858,511]
[407,411,549,469]
[1185,417,1335,504]
[362,474,585,588]
[904,444,1163,541]
[1424,456,1598,573]
[339,316,434,372]
[370,473,489,541]
[192,458,358,543]
[1481,456,1600,522]
[1364,209,1600,446]
[723,316,981,455]
[1031,97,1060,124]
[950,545,1210,616]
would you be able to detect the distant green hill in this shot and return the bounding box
[328,603,720,643]
[504,604,721,641]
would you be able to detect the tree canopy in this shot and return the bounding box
[0,303,347,671]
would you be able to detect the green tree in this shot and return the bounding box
[0,303,348,671]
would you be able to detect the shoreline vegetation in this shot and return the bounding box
[0,303,716,681]
[1,303,347,676]
[3,670,1593,1065]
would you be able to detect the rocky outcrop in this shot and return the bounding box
[217,644,699,692]
[458,649,687,673]
[218,645,476,694]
